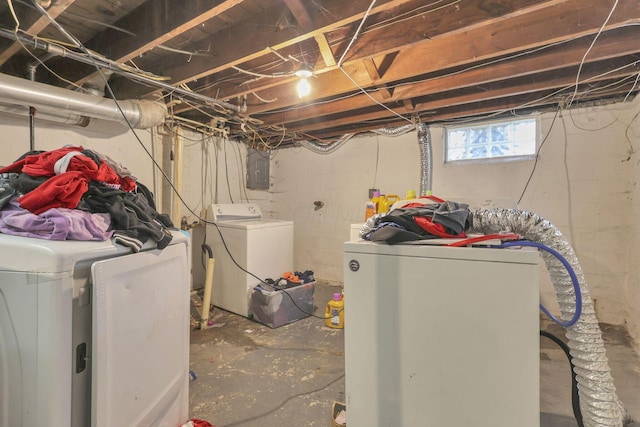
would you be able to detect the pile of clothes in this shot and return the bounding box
[257,270,315,291]
[0,146,174,252]
[363,199,472,244]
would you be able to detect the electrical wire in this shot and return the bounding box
[26,0,277,300]
[498,240,582,328]
[567,0,619,108]
[540,330,584,427]
[517,106,560,205]
[7,0,20,32]
[224,372,345,426]
[222,138,234,203]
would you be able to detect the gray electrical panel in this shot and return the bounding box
[246,149,269,190]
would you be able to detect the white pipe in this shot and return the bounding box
[0,72,166,129]
[171,127,185,226]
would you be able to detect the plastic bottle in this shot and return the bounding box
[364,199,376,220]
[325,293,344,329]
[379,194,399,213]
[368,191,381,218]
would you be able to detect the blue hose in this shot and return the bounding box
[499,240,582,328]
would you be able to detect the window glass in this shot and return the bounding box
[445,117,537,162]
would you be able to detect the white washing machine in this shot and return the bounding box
[343,240,540,427]
[0,230,191,427]
[206,203,293,317]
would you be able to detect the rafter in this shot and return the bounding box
[280,56,639,133]
[255,26,640,126]
[48,0,248,86]
[0,0,76,65]
[108,0,418,98]
[236,0,640,117]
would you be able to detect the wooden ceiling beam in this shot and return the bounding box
[256,27,640,125]
[243,0,639,115]
[0,0,77,65]
[109,0,418,98]
[46,0,247,86]
[188,0,559,108]
[306,83,634,140]
[315,34,337,68]
[283,0,313,29]
[280,57,639,133]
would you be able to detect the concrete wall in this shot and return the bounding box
[0,116,157,187]
[267,102,639,343]
[0,99,638,344]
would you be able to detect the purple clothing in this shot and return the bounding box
[0,198,112,241]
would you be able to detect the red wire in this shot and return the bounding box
[445,233,521,247]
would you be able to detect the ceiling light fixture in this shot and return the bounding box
[295,67,313,98]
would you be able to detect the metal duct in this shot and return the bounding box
[0,103,89,127]
[0,72,166,129]
[417,122,432,196]
[470,208,630,427]
[297,133,354,154]
[371,124,415,136]
[0,28,241,113]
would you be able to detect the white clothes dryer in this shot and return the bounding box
[0,230,191,427]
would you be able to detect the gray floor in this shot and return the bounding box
[189,282,640,427]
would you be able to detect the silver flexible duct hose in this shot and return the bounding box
[297,133,354,154]
[470,208,630,427]
[371,124,415,136]
[417,122,432,196]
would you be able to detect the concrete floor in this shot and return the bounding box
[189,281,640,427]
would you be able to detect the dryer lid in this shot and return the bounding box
[208,203,263,222]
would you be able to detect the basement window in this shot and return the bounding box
[444,117,537,163]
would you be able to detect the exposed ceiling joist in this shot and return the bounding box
[0,0,637,147]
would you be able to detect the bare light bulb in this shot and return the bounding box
[295,67,313,98]
[296,77,311,97]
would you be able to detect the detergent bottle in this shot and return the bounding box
[325,293,344,329]
[365,191,381,220]
[364,199,376,220]
[379,194,400,214]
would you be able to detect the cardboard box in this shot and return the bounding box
[332,401,346,427]
[250,281,315,328]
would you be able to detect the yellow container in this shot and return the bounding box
[325,293,344,329]
[379,194,400,214]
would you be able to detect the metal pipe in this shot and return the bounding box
[0,72,165,129]
[0,28,241,113]
[28,106,35,151]
[0,103,89,127]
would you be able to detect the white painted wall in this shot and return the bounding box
[0,115,158,192]
[1,99,638,345]
[266,102,639,344]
